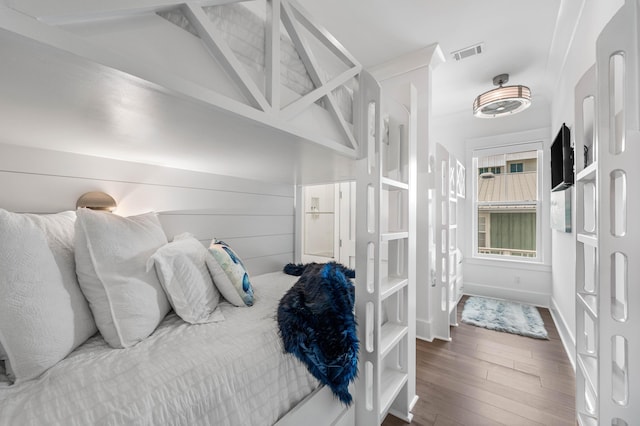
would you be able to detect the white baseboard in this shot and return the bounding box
[415,318,452,342]
[415,318,433,342]
[416,286,575,373]
[550,297,576,372]
[463,281,550,307]
[416,281,551,342]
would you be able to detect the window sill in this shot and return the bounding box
[465,255,551,273]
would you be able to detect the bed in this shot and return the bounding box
[0,0,438,424]
[0,272,318,426]
[0,0,362,173]
[0,204,355,426]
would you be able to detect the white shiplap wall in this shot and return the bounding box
[0,143,294,275]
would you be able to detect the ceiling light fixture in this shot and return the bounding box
[473,74,531,118]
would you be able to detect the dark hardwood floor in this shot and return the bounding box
[383,296,576,426]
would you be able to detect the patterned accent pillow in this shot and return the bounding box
[206,240,254,306]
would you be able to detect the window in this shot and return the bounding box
[478,166,502,175]
[478,215,487,249]
[473,145,542,261]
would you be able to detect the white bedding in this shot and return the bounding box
[0,272,319,426]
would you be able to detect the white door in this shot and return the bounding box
[338,181,356,269]
[300,184,339,264]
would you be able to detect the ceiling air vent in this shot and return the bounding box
[451,43,484,61]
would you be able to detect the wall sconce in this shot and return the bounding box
[76,192,117,212]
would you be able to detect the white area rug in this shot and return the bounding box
[461,296,549,339]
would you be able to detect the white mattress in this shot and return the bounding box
[0,272,319,426]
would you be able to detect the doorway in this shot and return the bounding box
[299,181,355,269]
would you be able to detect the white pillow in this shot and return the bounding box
[206,239,254,306]
[0,209,97,383]
[149,236,224,324]
[75,209,171,348]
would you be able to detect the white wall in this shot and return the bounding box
[432,100,551,258]
[432,101,551,158]
[299,183,338,263]
[464,127,553,307]
[430,99,552,306]
[429,1,626,351]
[413,89,551,340]
[0,143,295,276]
[548,0,624,361]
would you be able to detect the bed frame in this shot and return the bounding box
[0,142,354,424]
[0,0,361,169]
[0,1,442,424]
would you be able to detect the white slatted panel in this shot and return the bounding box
[0,143,294,275]
[159,214,293,239]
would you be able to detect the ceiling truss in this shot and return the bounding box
[7,0,362,151]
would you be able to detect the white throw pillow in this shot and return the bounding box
[206,239,254,306]
[0,209,97,383]
[75,209,171,348]
[149,236,224,324]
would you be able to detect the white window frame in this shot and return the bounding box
[477,214,487,248]
[466,128,550,266]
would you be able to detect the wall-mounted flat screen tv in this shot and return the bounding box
[551,123,574,192]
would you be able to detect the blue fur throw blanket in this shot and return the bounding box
[278,262,358,405]
[283,262,355,279]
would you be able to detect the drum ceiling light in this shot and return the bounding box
[473,73,531,118]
